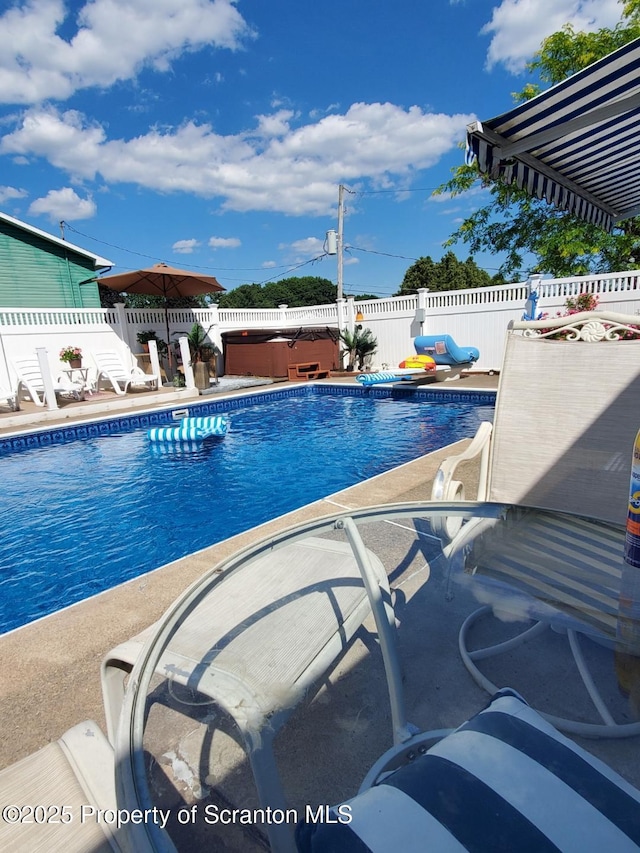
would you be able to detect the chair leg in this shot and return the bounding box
[243,727,297,853]
[101,660,131,744]
[459,605,640,739]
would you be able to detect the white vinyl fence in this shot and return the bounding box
[2,270,640,394]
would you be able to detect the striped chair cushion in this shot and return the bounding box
[296,690,640,852]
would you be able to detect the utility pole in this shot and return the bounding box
[337,184,344,302]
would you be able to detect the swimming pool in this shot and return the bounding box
[0,385,494,633]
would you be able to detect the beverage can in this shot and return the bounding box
[626,429,640,568]
[616,428,640,702]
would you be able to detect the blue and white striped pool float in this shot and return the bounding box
[356,372,416,386]
[178,416,229,436]
[148,415,229,444]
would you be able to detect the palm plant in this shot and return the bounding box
[339,327,378,371]
[186,323,212,361]
[173,323,217,362]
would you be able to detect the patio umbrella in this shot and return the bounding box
[98,263,224,366]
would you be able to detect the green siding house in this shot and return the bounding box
[0,212,113,308]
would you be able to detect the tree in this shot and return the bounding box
[395,251,495,295]
[217,276,338,309]
[99,287,211,310]
[436,3,640,279]
[216,283,266,309]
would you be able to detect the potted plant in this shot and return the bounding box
[136,330,168,355]
[339,328,378,371]
[59,345,83,368]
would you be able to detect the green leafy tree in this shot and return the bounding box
[395,251,494,295]
[436,3,640,278]
[216,283,267,309]
[217,276,339,309]
[99,287,211,309]
[102,274,378,309]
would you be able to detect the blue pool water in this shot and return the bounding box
[0,388,494,633]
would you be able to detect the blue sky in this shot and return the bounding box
[0,0,626,297]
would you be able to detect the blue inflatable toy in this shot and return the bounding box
[413,335,479,366]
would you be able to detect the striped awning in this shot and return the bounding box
[466,38,640,232]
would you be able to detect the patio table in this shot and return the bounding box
[60,365,94,395]
[110,501,640,853]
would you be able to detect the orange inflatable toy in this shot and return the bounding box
[397,354,436,370]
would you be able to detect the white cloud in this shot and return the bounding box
[282,237,325,256]
[28,186,96,220]
[255,110,296,137]
[0,185,27,203]
[208,235,241,248]
[1,102,474,216]
[0,0,255,105]
[173,238,200,253]
[277,236,326,265]
[261,260,276,268]
[482,0,623,73]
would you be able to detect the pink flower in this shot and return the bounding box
[59,346,82,362]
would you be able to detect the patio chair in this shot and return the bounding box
[12,357,84,407]
[296,689,640,852]
[0,720,124,851]
[430,310,640,736]
[103,533,400,853]
[93,350,159,395]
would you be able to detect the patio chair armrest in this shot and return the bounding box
[431,420,492,501]
[430,421,492,543]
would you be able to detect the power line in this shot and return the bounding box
[62,192,508,284]
[346,245,419,262]
[346,244,506,274]
[61,222,295,273]
[256,254,330,285]
[347,186,441,195]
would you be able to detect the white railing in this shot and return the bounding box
[537,269,640,298]
[0,307,120,327]
[2,269,640,393]
[425,281,530,308]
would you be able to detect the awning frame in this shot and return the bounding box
[466,38,640,231]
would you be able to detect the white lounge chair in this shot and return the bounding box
[93,350,159,395]
[0,720,123,851]
[431,310,640,736]
[12,357,84,407]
